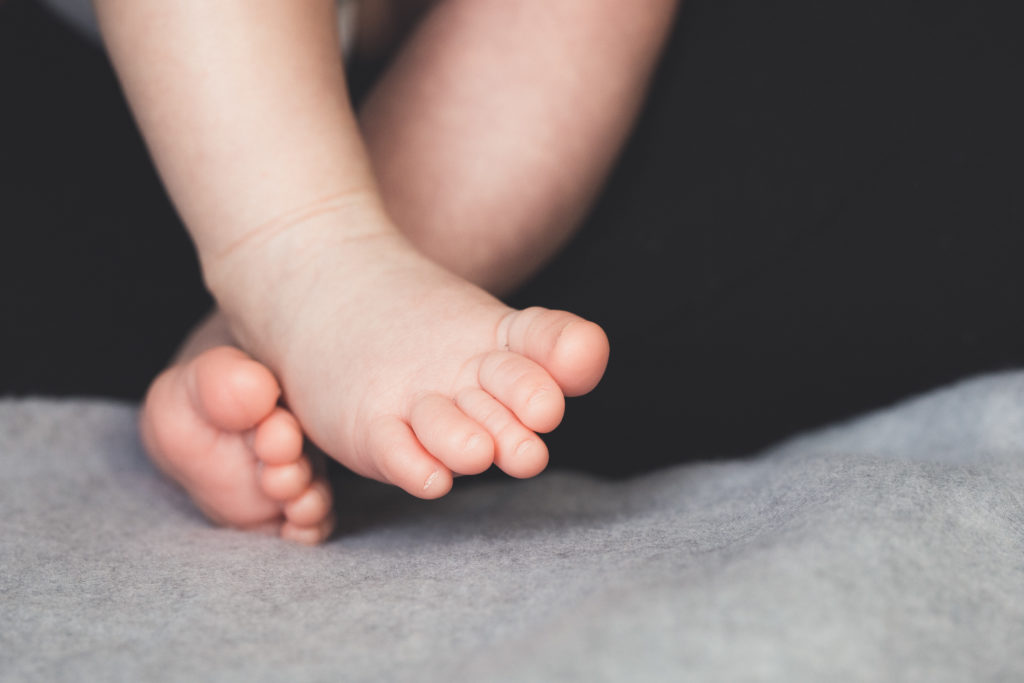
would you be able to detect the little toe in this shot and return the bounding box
[252,407,304,466]
[457,388,549,479]
[260,457,313,501]
[281,516,335,546]
[368,417,454,499]
[410,394,494,475]
[189,346,282,432]
[283,479,333,527]
[478,351,565,433]
[501,307,610,397]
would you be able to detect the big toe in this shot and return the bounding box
[188,346,282,432]
[501,307,610,397]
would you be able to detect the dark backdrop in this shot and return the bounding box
[3,0,1023,474]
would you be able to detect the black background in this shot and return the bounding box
[3,0,1023,474]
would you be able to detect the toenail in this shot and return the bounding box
[465,433,483,452]
[423,469,441,491]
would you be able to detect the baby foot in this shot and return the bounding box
[140,346,334,545]
[217,225,611,500]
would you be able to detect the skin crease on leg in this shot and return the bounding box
[119,0,678,543]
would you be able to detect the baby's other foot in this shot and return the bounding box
[140,346,334,545]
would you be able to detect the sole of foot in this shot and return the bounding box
[140,346,335,545]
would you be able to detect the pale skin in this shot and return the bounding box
[97,0,679,543]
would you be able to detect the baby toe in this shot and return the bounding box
[283,479,333,527]
[501,307,610,397]
[281,515,334,546]
[410,394,494,475]
[252,407,304,466]
[190,346,281,432]
[368,417,454,499]
[457,388,549,479]
[478,351,564,433]
[260,457,313,501]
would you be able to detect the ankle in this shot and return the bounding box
[201,191,397,335]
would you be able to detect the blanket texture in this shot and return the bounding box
[2,373,1023,682]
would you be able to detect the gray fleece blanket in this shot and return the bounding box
[2,372,1023,682]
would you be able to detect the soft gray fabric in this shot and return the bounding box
[1,373,1022,682]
